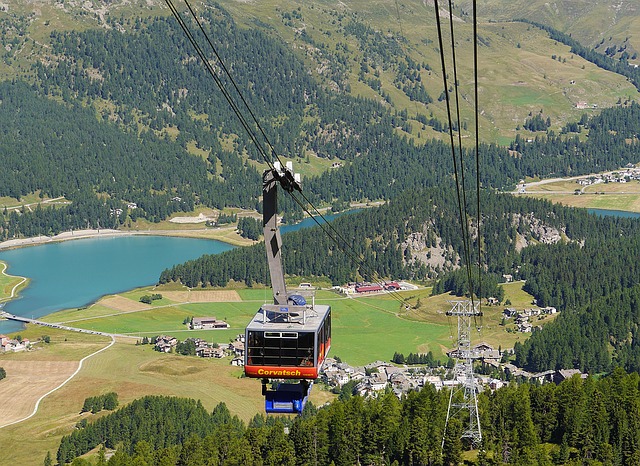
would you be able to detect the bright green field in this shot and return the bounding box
[39,282,537,365]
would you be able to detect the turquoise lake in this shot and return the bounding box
[0,236,233,333]
[0,211,350,334]
[587,208,640,219]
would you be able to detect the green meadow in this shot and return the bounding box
[40,281,537,365]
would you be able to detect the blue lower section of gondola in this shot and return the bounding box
[264,381,312,414]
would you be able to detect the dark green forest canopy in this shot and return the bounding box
[0,80,259,239]
[58,370,640,466]
[160,186,640,288]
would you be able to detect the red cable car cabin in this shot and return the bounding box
[245,301,331,380]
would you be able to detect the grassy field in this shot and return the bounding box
[41,281,537,362]
[520,178,640,212]
[0,280,541,463]
[0,331,267,464]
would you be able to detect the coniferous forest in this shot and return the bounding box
[56,369,640,465]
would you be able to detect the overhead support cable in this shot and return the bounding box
[433,0,475,307]
[472,0,483,317]
[165,0,409,307]
[445,0,476,309]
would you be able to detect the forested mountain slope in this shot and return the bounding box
[2,3,640,238]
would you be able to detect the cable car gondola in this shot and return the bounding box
[245,295,331,413]
[244,162,331,414]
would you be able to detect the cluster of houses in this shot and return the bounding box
[576,167,640,187]
[0,334,30,352]
[322,341,587,398]
[149,331,587,398]
[153,333,244,365]
[502,306,557,332]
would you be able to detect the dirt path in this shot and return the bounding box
[0,262,27,303]
[0,336,115,429]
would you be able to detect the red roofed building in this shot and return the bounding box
[355,284,383,293]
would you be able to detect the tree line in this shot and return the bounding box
[56,368,640,465]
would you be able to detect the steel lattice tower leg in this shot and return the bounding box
[442,300,482,448]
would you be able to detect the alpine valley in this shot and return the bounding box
[1,1,640,465]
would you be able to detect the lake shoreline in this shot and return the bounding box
[0,227,253,251]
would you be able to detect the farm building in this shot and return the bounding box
[191,317,229,330]
[355,284,383,293]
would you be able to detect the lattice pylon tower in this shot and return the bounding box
[442,300,483,448]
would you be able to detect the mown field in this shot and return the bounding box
[521,178,640,212]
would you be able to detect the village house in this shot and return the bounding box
[1,336,30,352]
[326,369,351,387]
[197,346,226,358]
[355,283,384,294]
[517,322,533,333]
[423,375,444,391]
[514,314,529,325]
[388,371,415,396]
[472,342,501,360]
[356,371,388,397]
[229,340,245,358]
[191,317,229,330]
[155,335,178,353]
[489,379,506,391]
[554,368,588,384]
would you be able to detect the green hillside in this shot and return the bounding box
[457,0,640,56]
[0,0,637,146]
